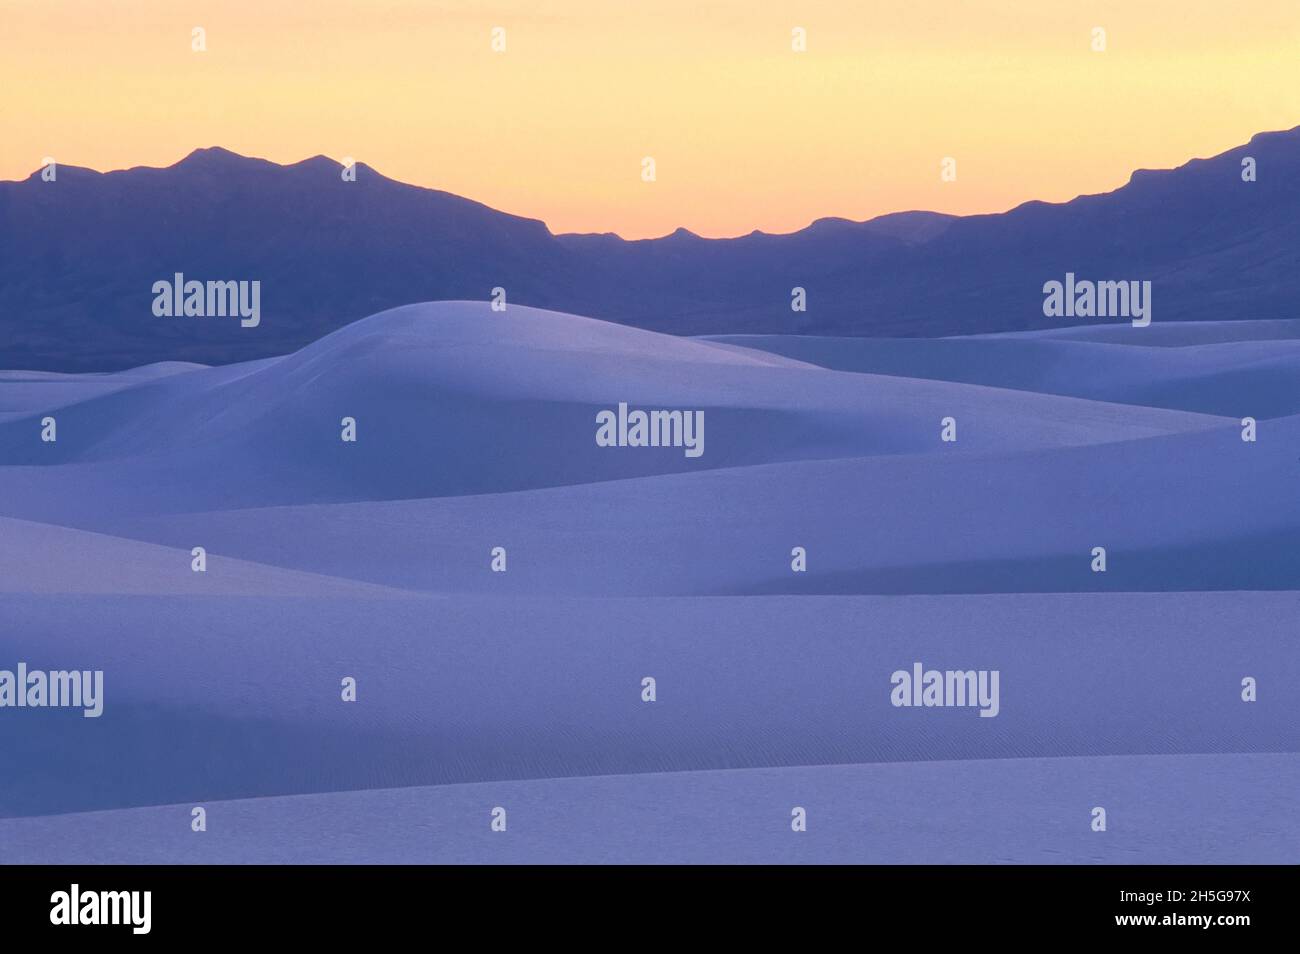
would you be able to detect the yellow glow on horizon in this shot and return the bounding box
[3,0,1298,238]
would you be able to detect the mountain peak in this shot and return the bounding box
[174,146,255,169]
[288,154,345,172]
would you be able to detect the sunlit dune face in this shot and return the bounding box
[3,0,1298,238]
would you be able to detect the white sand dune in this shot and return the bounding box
[71,406,1298,596]
[1,753,1294,864]
[0,515,409,596]
[0,590,1294,819]
[0,302,1292,864]
[708,326,1300,417]
[0,303,1226,517]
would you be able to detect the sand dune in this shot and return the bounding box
[0,303,1226,516]
[2,753,1293,864]
[69,407,1296,596]
[0,591,1294,818]
[709,325,1300,417]
[0,515,409,596]
[0,302,1293,863]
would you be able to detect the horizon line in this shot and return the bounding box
[9,123,1299,242]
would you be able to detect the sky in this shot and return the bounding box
[2,0,1298,238]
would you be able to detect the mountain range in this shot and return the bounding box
[2,127,1298,371]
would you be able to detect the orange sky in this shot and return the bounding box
[3,0,1298,238]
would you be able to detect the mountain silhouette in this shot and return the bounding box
[2,129,1298,371]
